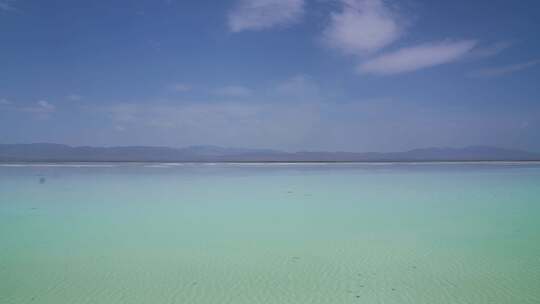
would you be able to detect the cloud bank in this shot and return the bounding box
[77,96,539,152]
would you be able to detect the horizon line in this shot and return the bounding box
[2,142,539,155]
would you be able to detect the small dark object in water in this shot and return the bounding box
[39,177,46,184]
[355,295,360,298]
[392,288,396,291]
[290,256,300,262]
[31,297,35,301]
[359,285,364,288]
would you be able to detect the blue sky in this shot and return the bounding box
[1,0,539,152]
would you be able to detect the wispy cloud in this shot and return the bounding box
[468,59,540,78]
[215,85,252,97]
[103,103,139,123]
[358,40,477,75]
[228,0,304,32]
[322,0,402,55]
[1,98,56,118]
[467,41,513,59]
[275,74,320,99]
[21,100,56,118]
[95,100,320,148]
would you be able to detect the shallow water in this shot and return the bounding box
[1,163,540,303]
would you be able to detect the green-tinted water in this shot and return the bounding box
[1,163,539,303]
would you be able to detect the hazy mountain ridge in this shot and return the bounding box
[0,143,539,162]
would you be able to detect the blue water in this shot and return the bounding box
[1,163,539,303]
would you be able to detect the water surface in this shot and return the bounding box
[1,163,539,303]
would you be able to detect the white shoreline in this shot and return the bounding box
[1,161,540,168]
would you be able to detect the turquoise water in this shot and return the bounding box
[1,163,540,303]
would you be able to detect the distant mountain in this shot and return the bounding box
[0,143,285,162]
[0,143,539,162]
[178,145,280,157]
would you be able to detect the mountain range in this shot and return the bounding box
[1,143,539,162]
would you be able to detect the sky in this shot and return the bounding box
[0,0,539,152]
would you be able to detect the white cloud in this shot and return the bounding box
[468,59,540,78]
[228,0,304,32]
[170,83,192,92]
[358,40,477,75]
[215,85,252,97]
[37,100,55,110]
[320,1,487,76]
[322,0,401,55]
